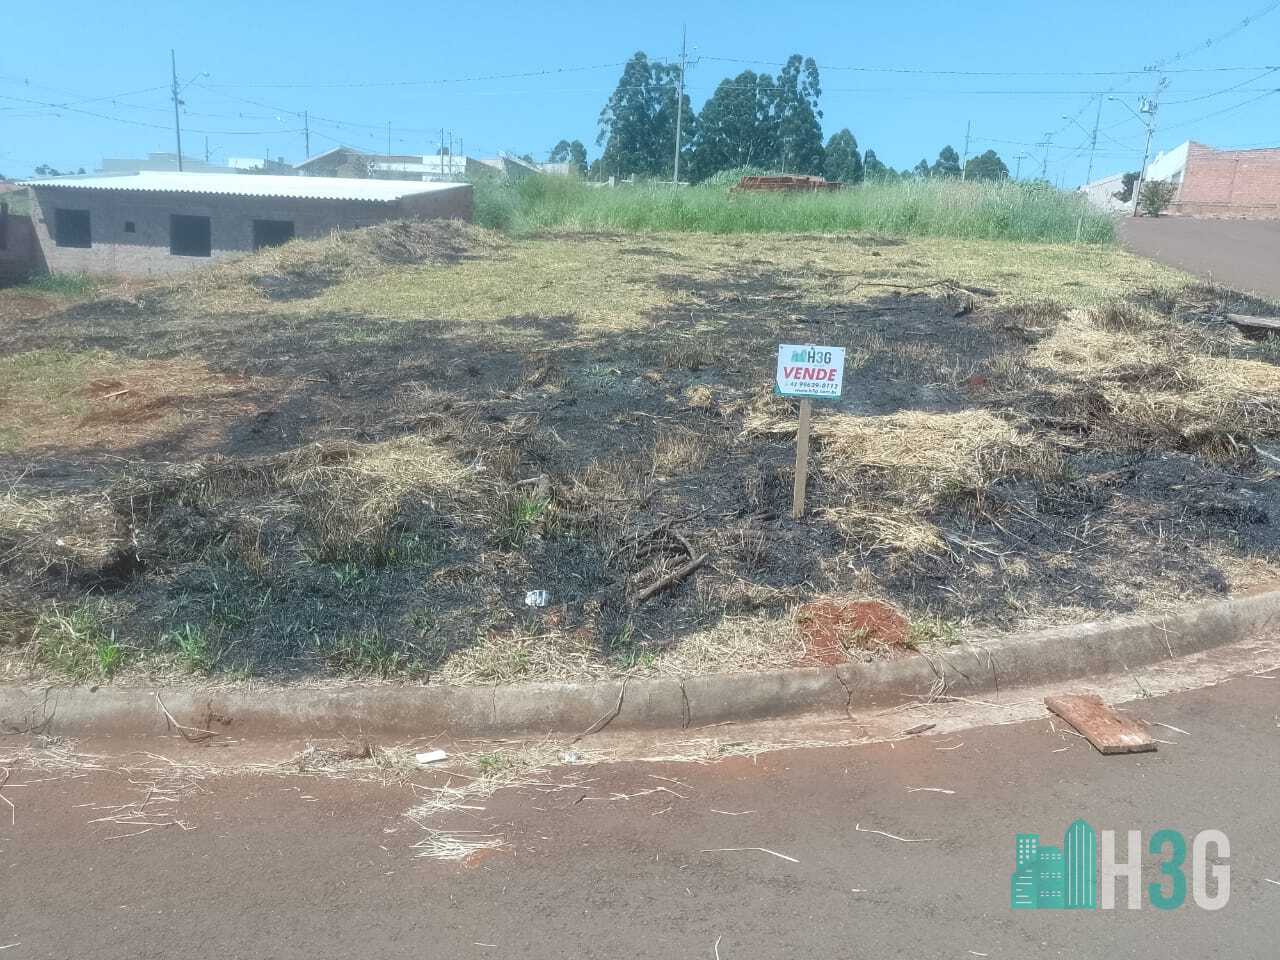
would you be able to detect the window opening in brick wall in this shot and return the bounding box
[170,214,211,257]
[54,208,91,248]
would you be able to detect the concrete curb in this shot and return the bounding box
[4,590,1279,741]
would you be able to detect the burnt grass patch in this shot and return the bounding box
[3,229,1280,683]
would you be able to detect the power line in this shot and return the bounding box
[8,68,1277,122]
[699,55,1277,77]
[0,75,169,107]
[1160,87,1280,132]
[194,85,456,138]
[0,93,301,136]
[1164,66,1280,103]
[972,134,1137,154]
[1148,0,1280,71]
[1048,5,1278,170]
[200,61,633,90]
[95,54,1279,93]
[199,79,1280,102]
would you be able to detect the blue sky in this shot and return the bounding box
[2,0,1277,184]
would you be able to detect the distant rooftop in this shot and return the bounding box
[24,170,464,203]
[99,152,234,175]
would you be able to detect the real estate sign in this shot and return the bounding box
[776,344,846,399]
[776,343,846,519]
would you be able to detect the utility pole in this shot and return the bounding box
[1127,76,1168,219]
[1014,153,1029,180]
[303,110,310,158]
[170,49,184,172]
[672,23,687,185]
[1085,96,1102,186]
[1039,132,1054,180]
[960,120,971,180]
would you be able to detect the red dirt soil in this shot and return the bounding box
[795,598,910,665]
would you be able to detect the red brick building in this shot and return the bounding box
[1172,141,1280,219]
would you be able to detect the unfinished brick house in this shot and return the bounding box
[25,171,472,276]
[1170,142,1280,218]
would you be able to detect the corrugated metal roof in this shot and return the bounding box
[23,171,465,203]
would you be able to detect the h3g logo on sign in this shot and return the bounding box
[1012,820,1230,911]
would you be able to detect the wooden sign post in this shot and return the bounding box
[776,344,846,520]
[791,398,812,519]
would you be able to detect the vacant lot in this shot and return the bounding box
[3,220,1280,685]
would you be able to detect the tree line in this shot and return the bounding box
[548,52,1010,185]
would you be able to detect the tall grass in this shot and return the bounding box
[16,273,98,296]
[473,175,1114,244]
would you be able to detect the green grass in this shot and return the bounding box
[13,273,98,296]
[0,344,154,447]
[34,601,126,680]
[325,629,418,679]
[908,615,962,649]
[499,493,551,546]
[473,174,1114,244]
[163,622,215,674]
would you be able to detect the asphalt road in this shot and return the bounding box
[4,671,1279,960]
[1120,216,1280,302]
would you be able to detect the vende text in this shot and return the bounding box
[781,367,839,381]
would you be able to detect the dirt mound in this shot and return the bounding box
[229,219,503,301]
[796,598,910,664]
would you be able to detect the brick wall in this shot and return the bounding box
[399,186,472,221]
[1173,142,1280,219]
[29,183,472,276]
[0,206,42,282]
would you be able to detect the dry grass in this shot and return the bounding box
[652,426,711,475]
[816,410,1042,494]
[0,351,263,453]
[171,220,506,314]
[0,486,122,580]
[436,627,603,685]
[0,738,207,839]
[4,224,1280,685]
[746,408,1064,526]
[819,505,949,565]
[1028,301,1280,466]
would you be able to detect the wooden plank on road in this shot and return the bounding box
[1044,694,1156,755]
[1226,313,1280,336]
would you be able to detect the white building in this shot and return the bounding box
[1143,141,1190,187]
[1077,140,1191,211]
[1078,172,1134,212]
